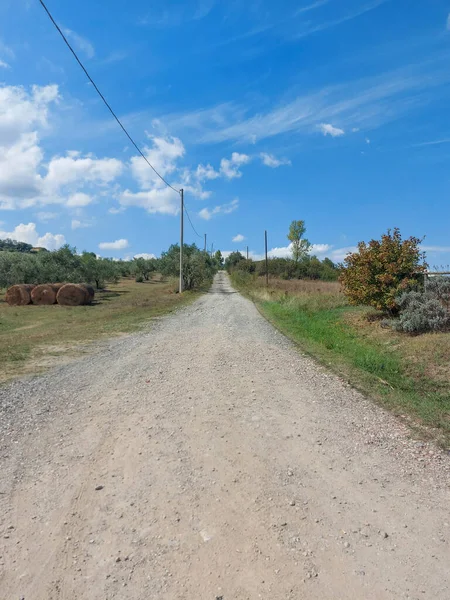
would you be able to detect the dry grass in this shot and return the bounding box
[347,310,450,386]
[0,277,199,383]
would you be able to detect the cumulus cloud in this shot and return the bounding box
[120,188,180,215]
[0,84,124,210]
[318,123,345,137]
[232,234,245,242]
[134,253,156,259]
[199,198,239,220]
[45,154,123,191]
[195,163,220,181]
[98,239,129,250]
[66,192,93,208]
[219,152,250,179]
[130,135,185,189]
[0,222,65,250]
[260,153,291,168]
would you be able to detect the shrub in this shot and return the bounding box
[426,276,450,310]
[339,228,427,313]
[394,290,450,333]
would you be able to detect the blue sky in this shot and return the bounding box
[1,0,450,266]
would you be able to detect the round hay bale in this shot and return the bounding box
[79,284,95,303]
[5,284,35,306]
[56,283,88,306]
[31,284,58,305]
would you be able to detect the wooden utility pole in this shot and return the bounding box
[265,230,269,287]
[179,189,184,294]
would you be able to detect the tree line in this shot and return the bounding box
[225,220,339,281]
[0,242,222,291]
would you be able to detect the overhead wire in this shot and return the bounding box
[183,203,203,240]
[39,0,209,250]
[38,0,180,195]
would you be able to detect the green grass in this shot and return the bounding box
[0,277,200,383]
[232,272,450,447]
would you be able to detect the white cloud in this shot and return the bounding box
[63,29,95,59]
[0,222,65,250]
[219,152,251,179]
[195,163,220,181]
[108,206,125,214]
[130,135,184,189]
[120,188,180,215]
[162,60,444,145]
[260,152,291,168]
[45,154,123,191]
[36,211,59,222]
[232,234,245,243]
[199,198,239,220]
[0,84,124,211]
[66,192,93,207]
[134,253,156,259]
[71,219,92,230]
[0,60,9,69]
[98,239,129,250]
[365,138,371,144]
[319,123,345,137]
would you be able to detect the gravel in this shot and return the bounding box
[0,271,449,599]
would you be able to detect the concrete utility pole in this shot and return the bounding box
[179,189,184,294]
[246,246,249,260]
[204,233,207,253]
[265,230,269,287]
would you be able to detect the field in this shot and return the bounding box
[0,277,199,383]
[232,272,450,447]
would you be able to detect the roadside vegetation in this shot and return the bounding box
[228,223,450,447]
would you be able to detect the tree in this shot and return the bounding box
[159,243,217,290]
[214,250,224,268]
[339,228,427,313]
[224,251,245,272]
[133,257,157,282]
[287,220,311,263]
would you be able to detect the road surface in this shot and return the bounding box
[0,272,449,599]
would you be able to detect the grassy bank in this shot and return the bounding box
[232,272,450,447]
[0,277,199,383]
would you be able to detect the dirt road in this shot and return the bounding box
[0,272,449,599]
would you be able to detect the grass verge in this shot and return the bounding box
[0,277,200,383]
[232,272,450,448]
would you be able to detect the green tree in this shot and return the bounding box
[224,251,245,272]
[339,228,427,313]
[214,250,224,268]
[287,220,311,263]
[133,257,157,282]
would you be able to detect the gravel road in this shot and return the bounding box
[0,271,449,600]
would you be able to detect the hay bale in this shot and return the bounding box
[31,284,58,305]
[79,284,95,303]
[56,283,88,306]
[5,284,35,306]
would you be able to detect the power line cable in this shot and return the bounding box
[38,0,180,195]
[183,203,203,239]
